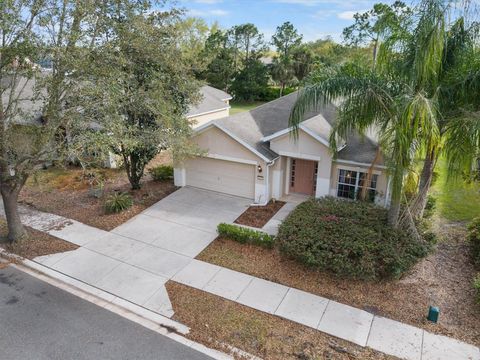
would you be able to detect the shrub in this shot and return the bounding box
[469,217,480,267]
[258,86,296,102]
[217,223,274,248]
[276,197,431,280]
[104,192,133,214]
[423,195,437,218]
[148,165,174,181]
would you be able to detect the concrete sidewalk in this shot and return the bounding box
[173,259,480,360]
[4,188,480,360]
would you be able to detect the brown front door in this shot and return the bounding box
[289,158,317,195]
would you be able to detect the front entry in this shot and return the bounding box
[289,158,317,195]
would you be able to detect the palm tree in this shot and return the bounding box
[290,0,479,226]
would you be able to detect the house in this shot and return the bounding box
[174,92,391,206]
[186,85,232,128]
[105,85,232,168]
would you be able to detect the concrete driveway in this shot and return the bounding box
[112,187,251,256]
[34,187,251,317]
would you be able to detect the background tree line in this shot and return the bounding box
[188,20,373,102]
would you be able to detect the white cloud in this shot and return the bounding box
[272,0,372,6]
[311,9,336,19]
[210,9,229,16]
[194,0,223,3]
[337,10,362,20]
[188,8,229,17]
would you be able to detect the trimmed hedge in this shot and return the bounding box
[149,165,173,181]
[276,197,431,280]
[217,223,274,248]
[469,217,480,267]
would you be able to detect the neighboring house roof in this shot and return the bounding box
[1,75,45,125]
[196,91,383,166]
[187,85,232,118]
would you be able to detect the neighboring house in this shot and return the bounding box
[106,85,232,168]
[174,92,391,206]
[186,85,232,128]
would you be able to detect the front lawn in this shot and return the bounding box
[431,158,480,222]
[20,154,176,231]
[198,229,480,346]
[167,282,394,360]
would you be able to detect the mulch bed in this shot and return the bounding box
[234,200,286,228]
[19,166,177,231]
[0,220,78,259]
[196,220,480,347]
[167,282,396,360]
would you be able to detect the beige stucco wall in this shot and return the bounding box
[270,130,333,197]
[189,108,230,129]
[192,126,262,164]
[182,125,269,203]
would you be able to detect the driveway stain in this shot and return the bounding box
[34,291,47,298]
[0,273,17,286]
[5,296,19,305]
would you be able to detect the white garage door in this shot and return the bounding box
[185,157,255,199]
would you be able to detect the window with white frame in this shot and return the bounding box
[337,169,378,202]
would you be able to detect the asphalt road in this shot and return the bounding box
[0,265,213,360]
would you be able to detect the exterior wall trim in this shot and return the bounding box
[278,150,321,161]
[203,153,259,166]
[334,159,387,170]
[186,106,231,119]
[261,124,330,148]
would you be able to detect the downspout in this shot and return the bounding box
[251,158,277,206]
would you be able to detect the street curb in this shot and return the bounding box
[0,249,234,360]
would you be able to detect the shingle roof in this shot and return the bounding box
[211,91,383,165]
[187,85,231,118]
[1,75,45,125]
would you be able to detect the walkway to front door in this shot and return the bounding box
[289,158,317,195]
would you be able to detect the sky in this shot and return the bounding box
[176,0,396,43]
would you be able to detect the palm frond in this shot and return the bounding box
[444,111,480,179]
[290,67,396,151]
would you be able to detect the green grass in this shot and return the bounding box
[431,158,480,222]
[229,101,266,115]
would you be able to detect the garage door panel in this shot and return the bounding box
[185,157,255,199]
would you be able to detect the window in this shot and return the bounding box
[337,169,378,202]
[290,159,296,188]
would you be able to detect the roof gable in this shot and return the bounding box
[187,85,231,118]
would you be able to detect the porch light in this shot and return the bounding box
[257,165,263,173]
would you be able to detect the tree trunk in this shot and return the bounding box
[122,152,142,190]
[388,192,401,227]
[411,150,436,219]
[1,184,26,243]
[387,166,403,227]
[279,83,285,98]
[372,37,378,68]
